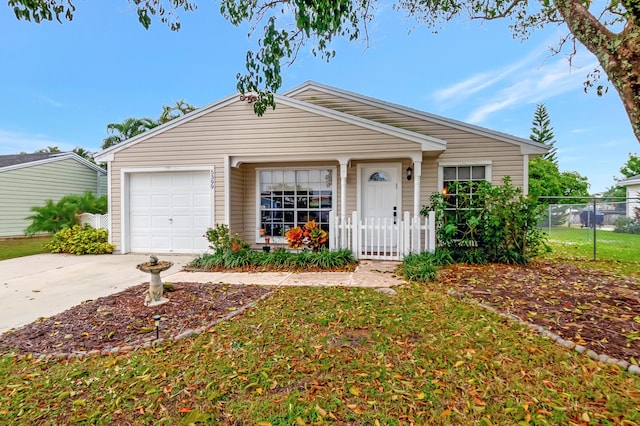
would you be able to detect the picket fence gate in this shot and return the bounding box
[329,211,436,260]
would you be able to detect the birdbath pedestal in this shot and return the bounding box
[137,259,173,306]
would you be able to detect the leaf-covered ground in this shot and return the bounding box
[0,261,639,424]
[0,283,271,356]
[441,260,640,363]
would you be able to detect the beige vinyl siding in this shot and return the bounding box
[293,88,526,192]
[0,159,103,237]
[108,100,419,251]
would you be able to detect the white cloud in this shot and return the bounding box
[465,50,598,123]
[0,129,74,155]
[430,36,599,124]
[36,94,63,108]
[431,45,546,107]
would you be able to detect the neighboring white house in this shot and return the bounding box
[94,81,548,256]
[0,152,107,237]
[618,174,640,219]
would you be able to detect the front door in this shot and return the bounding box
[360,163,402,256]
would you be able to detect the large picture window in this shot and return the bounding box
[259,169,333,238]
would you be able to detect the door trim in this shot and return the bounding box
[356,162,402,222]
[120,166,215,254]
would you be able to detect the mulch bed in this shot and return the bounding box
[439,260,640,363]
[0,283,271,356]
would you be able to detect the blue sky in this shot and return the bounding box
[1,1,637,193]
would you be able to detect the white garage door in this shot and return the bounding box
[129,171,211,253]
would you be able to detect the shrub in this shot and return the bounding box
[613,217,640,234]
[45,225,114,255]
[284,220,328,251]
[188,248,356,271]
[422,177,548,265]
[401,252,439,282]
[25,191,107,235]
[204,224,250,254]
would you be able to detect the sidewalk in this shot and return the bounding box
[167,260,405,288]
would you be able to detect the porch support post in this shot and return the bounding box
[224,155,231,225]
[522,154,529,196]
[413,160,422,218]
[339,160,348,219]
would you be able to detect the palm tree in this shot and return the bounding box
[101,117,158,149]
[158,100,196,124]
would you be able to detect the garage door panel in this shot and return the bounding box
[194,215,210,228]
[172,194,192,208]
[130,194,151,210]
[194,193,210,207]
[129,171,212,253]
[152,195,172,208]
[130,215,151,228]
[171,215,192,228]
[151,236,172,251]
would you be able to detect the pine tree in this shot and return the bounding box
[530,104,557,165]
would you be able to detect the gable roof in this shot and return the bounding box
[0,152,106,174]
[94,90,447,162]
[619,174,640,186]
[284,81,549,155]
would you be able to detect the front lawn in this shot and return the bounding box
[0,236,51,261]
[1,279,639,424]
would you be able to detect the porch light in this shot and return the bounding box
[406,166,413,181]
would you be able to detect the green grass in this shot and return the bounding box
[0,236,51,261]
[542,226,640,276]
[1,284,638,424]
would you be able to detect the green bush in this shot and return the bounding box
[45,225,114,255]
[25,191,107,235]
[613,217,640,234]
[189,248,356,271]
[401,252,439,282]
[421,177,548,265]
[204,224,250,254]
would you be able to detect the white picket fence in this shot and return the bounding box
[329,211,436,260]
[77,213,109,230]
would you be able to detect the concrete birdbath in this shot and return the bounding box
[137,255,173,306]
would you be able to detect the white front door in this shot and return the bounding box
[360,163,402,255]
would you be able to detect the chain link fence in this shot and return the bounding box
[538,197,640,261]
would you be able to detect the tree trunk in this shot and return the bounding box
[554,0,640,143]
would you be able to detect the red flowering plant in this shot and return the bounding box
[285,220,328,251]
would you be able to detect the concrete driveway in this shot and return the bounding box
[0,253,193,333]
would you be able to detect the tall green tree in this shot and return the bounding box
[529,157,590,202]
[603,152,640,199]
[530,104,557,165]
[7,1,640,144]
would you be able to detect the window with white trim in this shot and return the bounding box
[442,165,487,209]
[259,169,333,238]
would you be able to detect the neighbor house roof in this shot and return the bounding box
[0,152,106,174]
[618,174,640,186]
[284,81,549,155]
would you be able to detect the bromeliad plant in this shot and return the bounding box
[284,220,328,251]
